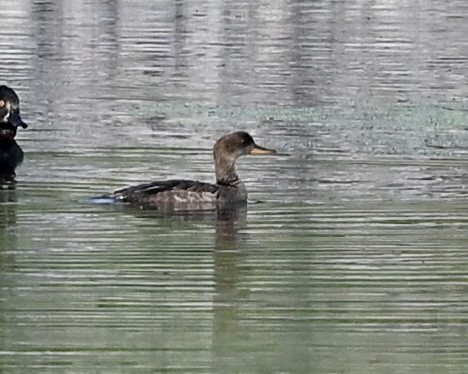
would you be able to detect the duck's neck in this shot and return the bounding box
[215,155,240,186]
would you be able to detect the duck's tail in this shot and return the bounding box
[87,193,118,204]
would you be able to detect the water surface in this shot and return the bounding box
[2,0,468,372]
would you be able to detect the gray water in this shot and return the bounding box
[2,0,468,372]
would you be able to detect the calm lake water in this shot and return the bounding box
[2,0,468,372]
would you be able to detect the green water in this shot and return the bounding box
[2,0,468,372]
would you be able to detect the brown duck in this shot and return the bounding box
[106,131,276,209]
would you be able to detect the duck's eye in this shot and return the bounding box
[0,100,4,108]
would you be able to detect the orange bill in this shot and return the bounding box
[250,144,277,155]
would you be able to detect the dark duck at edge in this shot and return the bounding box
[104,131,277,210]
[0,85,28,185]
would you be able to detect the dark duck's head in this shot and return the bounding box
[213,131,276,185]
[0,85,28,139]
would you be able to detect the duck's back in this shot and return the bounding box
[113,179,221,209]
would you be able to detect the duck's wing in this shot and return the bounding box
[113,179,221,207]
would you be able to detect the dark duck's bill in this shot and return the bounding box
[95,131,277,210]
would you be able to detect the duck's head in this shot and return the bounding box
[213,131,276,161]
[213,131,277,185]
[0,85,28,129]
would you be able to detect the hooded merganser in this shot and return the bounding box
[0,85,28,185]
[105,131,277,209]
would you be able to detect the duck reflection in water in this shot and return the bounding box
[97,132,278,369]
[0,188,19,275]
[0,85,28,187]
[97,131,277,211]
[0,188,18,227]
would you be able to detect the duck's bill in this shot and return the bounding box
[9,110,28,129]
[250,144,277,155]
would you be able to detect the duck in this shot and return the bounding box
[105,131,277,209]
[0,85,28,184]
